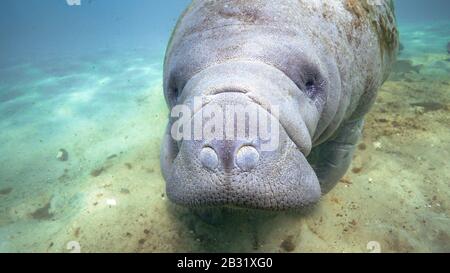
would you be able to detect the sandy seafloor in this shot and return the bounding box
[0,22,449,253]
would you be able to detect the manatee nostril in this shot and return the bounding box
[236,145,260,171]
[200,147,219,170]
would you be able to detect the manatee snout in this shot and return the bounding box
[161,62,322,210]
[199,141,260,173]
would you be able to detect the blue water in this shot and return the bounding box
[0,1,449,253]
[0,0,190,66]
[396,0,449,24]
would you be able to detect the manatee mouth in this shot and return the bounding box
[161,94,321,210]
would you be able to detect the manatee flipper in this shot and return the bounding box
[309,119,364,194]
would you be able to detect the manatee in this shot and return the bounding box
[161,0,398,210]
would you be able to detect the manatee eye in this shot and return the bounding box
[173,87,180,100]
[305,80,316,95]
[168,86,180,106]
[304,77,321,99]
[300,63,326,104]
[166,70,184,106]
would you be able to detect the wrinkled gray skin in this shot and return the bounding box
[161,0,398,210]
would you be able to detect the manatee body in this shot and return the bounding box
[161,0,398,210]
